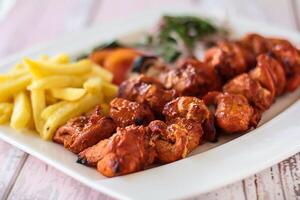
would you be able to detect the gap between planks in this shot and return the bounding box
[2,153,28,200]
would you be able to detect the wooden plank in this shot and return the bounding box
[243,166,286,200]
[7,156,114,200]
[278,153,300,199]
[197,182,246,200]
[0,141,27,200]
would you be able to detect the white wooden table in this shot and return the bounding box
[0,0,300,199]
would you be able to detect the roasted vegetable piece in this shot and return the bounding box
[78,125,157,177]
[132,56,158,73]
[118,75,176,114]
[53,106,116,154]
[89,48,140,85]
[159,58,222,96]
[148,118,203,163]
[109,98,154,127]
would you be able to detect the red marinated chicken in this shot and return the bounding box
[223,73,273,111]
[53,106,116,154]
[159,59,222,97]
[163,96,217,142]
[109,98,154,127]
[148,119,202,163]
[78,125,156,177]
[204,40,255,80]
[204,92,261,134]
[118,75,176,114]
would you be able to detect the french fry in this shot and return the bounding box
[45,91,58,105]
[50,88,86,101]
[41,93,101,140]
[90,64,113,82]
[31,90,46,133]
[0,53,117,140]
[0,74,31,102]
[83,76,103,94]
[10,92,32,129]
[41,101,68,120]
[0,103,13,124]
[27,75,83,90]
[102,82,118,102]
[24,58,91,78]
[49,54,70,64]
[0,68,28,83]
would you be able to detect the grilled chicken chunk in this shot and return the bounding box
[78,125,156,177]
[53,106,116,154]
[109,98,154,127]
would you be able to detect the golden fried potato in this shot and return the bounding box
[0,103,13,124]
[50,88,86,101]
[10,92,32,129]
[41,93,102,140]
[28,75,83,90]
[0,74,31,102]
[31,90,46,133]
[24,58,91,78]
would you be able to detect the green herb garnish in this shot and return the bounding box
[148,15,218,62]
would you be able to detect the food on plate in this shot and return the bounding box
[56,30,300,177]
[204,40,255,80]
[118,75,177,115]
[0,54,117,140]
[53,106,116,154]
[2,15,300,178]
[10,92,32,130]
[149,118,202,163]
[109,98,154,127]
[159,58,222,96]
[89,46,141,85]
[78,125,156,177]
[144,15,218,62]
[203,92,260,134]
[0,103,13,124]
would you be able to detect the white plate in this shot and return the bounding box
[0,6,300,200]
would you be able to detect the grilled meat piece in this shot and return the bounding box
[162,96,217,142]
[163,96,210,123]
[109,98,154,127]
[239,33,269,56]
[78,125,157,177]
[204,41,255,80]
[118,75,176,114]
[223,73,273,111]
[53,106,116,154]
[148,118,203,163]
[205,92,260,134]
[159,58,222,97]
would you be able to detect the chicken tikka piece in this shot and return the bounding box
[53,106,116,154]
[78,125,157,177]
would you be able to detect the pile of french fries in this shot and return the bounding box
[0,54,117,140]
